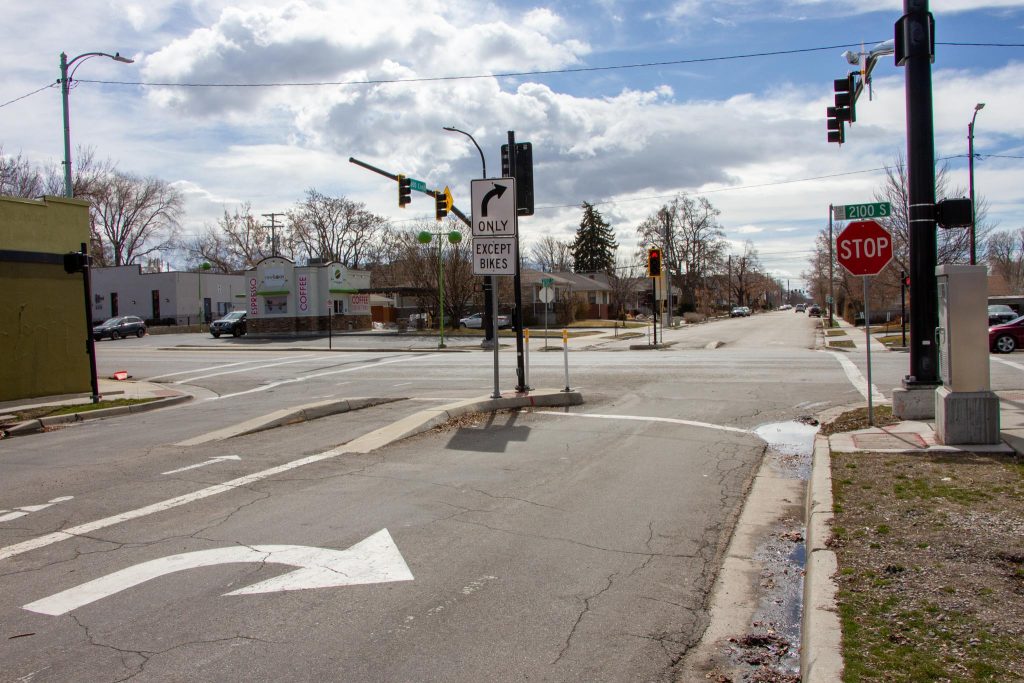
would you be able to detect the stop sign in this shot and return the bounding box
[836,220,893,276]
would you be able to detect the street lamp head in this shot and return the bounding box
[112,52,134,64]
[975,102,986,112]
[447,231,463,244]
[417,231,433,245]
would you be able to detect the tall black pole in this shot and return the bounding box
[828,205,835,328]
[508,131,528,392]
[900,0,939,387]
[80,242,100,403]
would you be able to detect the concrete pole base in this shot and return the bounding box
[892,385,939,420]
[935,387,1001,445]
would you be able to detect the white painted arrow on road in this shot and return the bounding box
[162,455,241,475]
[23,529,413,616]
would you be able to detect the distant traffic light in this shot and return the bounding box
[435,192,448,221]
[647,248,662,277]
[902,273,911,288]
[397,174,411,208]
[501,141,535,216]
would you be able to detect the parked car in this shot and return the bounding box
[459,312,511,329]
[730,306,749,318]
[210,311,247,338]
[988,304,1018,326]
[779,304,792,311]
[990,316,1024,353]
[795,304,806,313]
[93,315,147,340]
[807,305,822,317]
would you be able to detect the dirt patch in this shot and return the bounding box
[830,449,1024,681]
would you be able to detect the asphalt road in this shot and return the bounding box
[2,312,1019,681]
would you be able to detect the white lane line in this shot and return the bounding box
[174,355,318,384]
[162,455,241,475]
[534,411,749,435]
[210,354,436,401]
[0,497,75,523]
[828,351,889,404]
[0,388,448,563]
[993,356,1024,373]
[145,356,296,381]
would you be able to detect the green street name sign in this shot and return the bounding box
[409,179,427,193]
[833,202,891,221]
[541,277,554,287]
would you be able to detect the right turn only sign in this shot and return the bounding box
[472,178,518,275]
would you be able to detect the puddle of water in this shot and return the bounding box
[753,420,819,457]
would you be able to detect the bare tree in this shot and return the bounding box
[529,235,574,272]
[0,146,43,197]
[730,241,763,306]
[383,220,475,325]
[607,251,645,318]
[91,171,184,266]
[987,228,1024,293]
[636,194,727,311]
[289,189,390,268]
[186,203,284,272]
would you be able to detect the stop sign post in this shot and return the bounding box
[835,219,893,427]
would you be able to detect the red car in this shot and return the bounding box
[990,315,1024,353]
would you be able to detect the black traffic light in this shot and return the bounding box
[826,106,845,144]
[63,250,89,274]
[435,191,449,221]
[902,272,911,288]
[501,141,535,216]
[647,248,662,277]
[397,174,411,208]
[834,74,857,123]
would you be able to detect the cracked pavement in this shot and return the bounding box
[0,316,863,681]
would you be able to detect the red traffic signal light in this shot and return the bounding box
[647,248,662,277]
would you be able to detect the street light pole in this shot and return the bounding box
[418,229,463,348]
[443,126,496,349]
[60,50,133,198]
[968,102,985,265]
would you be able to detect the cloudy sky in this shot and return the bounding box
[3,0,1024,289]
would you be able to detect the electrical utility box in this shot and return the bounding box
[935,264,990,392]
[934,264,1000,445]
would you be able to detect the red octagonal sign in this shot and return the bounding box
[836,219,893,276]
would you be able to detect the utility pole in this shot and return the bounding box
[829,204,835,328]
[506,131,528,393]
[897,0,940,399]
[727,255,732,307]
[262,212,285,257]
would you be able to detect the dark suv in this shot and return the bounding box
[93,316,147,340]
[210,311,247,338]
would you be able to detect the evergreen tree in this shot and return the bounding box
[571,202,618,274]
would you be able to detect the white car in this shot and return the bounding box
[460,312,511,329]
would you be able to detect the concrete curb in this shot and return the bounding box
[161,345,475,353]
[2,394,192,436]
[800,434,844,682]
[173,397,404,446]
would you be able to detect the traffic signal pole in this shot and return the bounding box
[506,131,528,393]
[897,0,941,409]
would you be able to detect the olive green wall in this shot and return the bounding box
[0,196,91,402]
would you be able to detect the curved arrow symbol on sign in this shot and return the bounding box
[23,529,412,616]
[480,183,507,217]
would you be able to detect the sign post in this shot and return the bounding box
[473,178,518,397]
[836,219,894,426]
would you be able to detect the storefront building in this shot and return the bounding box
[246,257,371,333]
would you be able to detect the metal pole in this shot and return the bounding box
[524,329,530,389]
[491,283,500,399]
[508,130,528,391]
[80,243,100,403]
[829,204,835,327]
[901,0,940,388]
[651,278,657,345]
[328,303,333,350]
[438,236,446,348]
[901,271,907,348]
[561,329,571,392]
[864,276,874,426]
[968,104,984,265]
[61,53,73,198]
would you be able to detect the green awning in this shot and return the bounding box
[329,288,358,294]
[257,290,290,296]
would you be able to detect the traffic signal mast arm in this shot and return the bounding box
[348,156,470,227]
